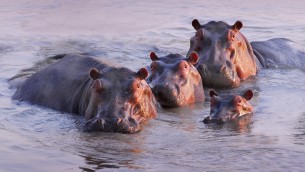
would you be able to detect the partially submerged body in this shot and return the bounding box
[13,54,157,133]
[203,90,254,124]
[188,19,305,88]
[146,52,204,107]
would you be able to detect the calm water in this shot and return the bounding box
[1,0,305,171]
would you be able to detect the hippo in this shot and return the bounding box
[203,90,254,124]
[13,54,157,133]
[188,19,305,88]
[146,52,204,107]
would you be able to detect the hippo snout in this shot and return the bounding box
[197,64,208,76]
[83,117,141,134]
[203,116,211,124]
[197,63,240,88]
[152,84,183,107]
[153,83,176,95]
[203,116,225,124]
[211,118,225,124]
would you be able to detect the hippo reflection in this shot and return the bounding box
[13,54,157,133]
[146,52,204,107]
[203,90,254,124]
[188,19,305,88]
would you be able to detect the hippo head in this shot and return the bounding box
[146,52,204,107]
[83,67,157,133]
[203,90,254,124]
[187,19,258,88]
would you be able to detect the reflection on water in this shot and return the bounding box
[205,114,254,134]
[1,0,305,171]
[294,112,305,146]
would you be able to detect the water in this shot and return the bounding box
[1,0,305,171]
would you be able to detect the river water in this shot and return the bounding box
[0,0,305,171]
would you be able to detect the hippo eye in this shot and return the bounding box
[137,83,140,89]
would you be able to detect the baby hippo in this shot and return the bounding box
[146,52,204,107]
[203,90,254,124]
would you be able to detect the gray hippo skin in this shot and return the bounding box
[146,52,204,107]
[13,54,157,133]
[251,38,305,68]
[188,19,305,88]
[203,90,254,124]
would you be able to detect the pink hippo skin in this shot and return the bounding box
[146,52,204,107]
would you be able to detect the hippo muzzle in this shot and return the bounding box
[83,116,141,133]
[152,83,185,107]
[83,103,142,133]
[203,111,253,124]
[197,63,240,88]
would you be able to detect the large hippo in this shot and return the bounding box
[13,54,157,133]
[203,90,254,124]
[188,19,305,88]
[146,52,204,107]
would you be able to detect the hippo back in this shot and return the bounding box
[251,38,305,68]
[13,54,110,113]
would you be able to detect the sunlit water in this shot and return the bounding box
[0,0,305,171]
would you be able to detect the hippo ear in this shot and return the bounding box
[232,21,243,31]
[137,68,148,80]
[89,68,99,80]
[243,90,253,100]
[192,19,201,31]
[188,52,199,65]
[150,52,159,61]
[209,90,219,97]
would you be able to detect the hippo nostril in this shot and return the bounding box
[203,116,211,124]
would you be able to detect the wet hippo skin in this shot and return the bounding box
[146,52,204,107]
[13,54,157,133]
[188,19,305,88]
[203,90,254,124]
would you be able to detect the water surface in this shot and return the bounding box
[0,0,305,171]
